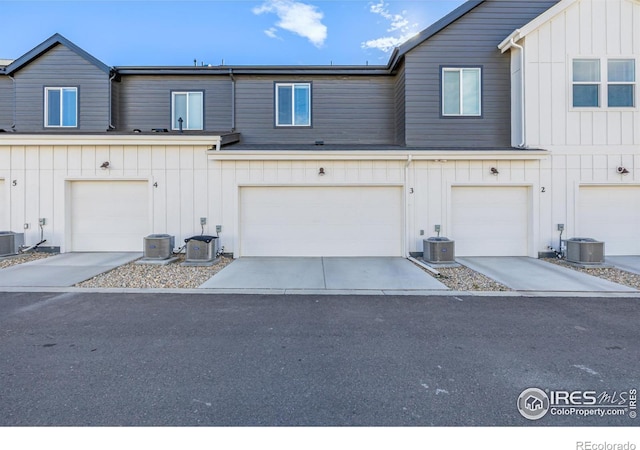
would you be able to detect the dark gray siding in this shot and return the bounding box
[117,75,232,132]
[111,78,120,129]
[13,44,110,132]
[403,0,557,147]
[235,75,395,145]
[0,76,13,130]
[394,61,406,145]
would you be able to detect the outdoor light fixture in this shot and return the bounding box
[100,161,110,169]
[617,166,629,175]
[490,167,499,175]
[318,167,326,176]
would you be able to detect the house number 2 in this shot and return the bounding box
[541,187,546,193]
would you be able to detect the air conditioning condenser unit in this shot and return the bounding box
[185,235,219,263]
[143,234,175,260]
[0,232,25,257]
[565,237,604,264]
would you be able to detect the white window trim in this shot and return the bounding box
[275,82,311,127]
[171,91,204,131]
[441,67,482,117]
[44,87,78,128]
[570,57,637,110]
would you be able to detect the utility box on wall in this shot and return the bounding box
[423,237,455,263]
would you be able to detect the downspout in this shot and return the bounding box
[108,71,117,130]
[9,74,16,130]
[404,154,441,276]
[510,38,526,148]
[404,154,413,259]
[231,72,236,131]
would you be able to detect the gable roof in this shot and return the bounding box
[4,33,111,75]
[498,0,578,52]
[387,0,484,70]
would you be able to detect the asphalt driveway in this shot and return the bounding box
[199,257,449,292]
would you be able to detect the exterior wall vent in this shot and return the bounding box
[0,232,25,257]
[565,238,604,264]
[423,237,455,263]
[143,234,175,260]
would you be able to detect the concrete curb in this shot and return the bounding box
[0,286,639,298]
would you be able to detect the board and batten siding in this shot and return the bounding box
[13,44,110,132]
[403,0,558,148]
[522,0,640,149]
[234,75,396,145]
[117,75,233,132]
[0,76,13,130]
[0,140,217,252]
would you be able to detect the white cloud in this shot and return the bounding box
[253,0,327,48]
[264,27,281,40]
[362,0,418,53]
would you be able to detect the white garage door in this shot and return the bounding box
[69,181,149,251]
[239,186,403,256]
[452,186,530,256]
[578,185,640,255]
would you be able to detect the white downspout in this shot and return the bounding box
[510,38,526,148]
[108,71,117,130]
[404,154,413,259]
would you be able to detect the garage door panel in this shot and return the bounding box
[579,186,640,255]
[70,181,149,252]
[240,186,402,257]
[452,186,529,257]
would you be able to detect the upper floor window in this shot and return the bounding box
[572,58,635,108]
[276,83,311,126]
[442,68,481,117]
[172,91,203,130]
[45,87,77,127]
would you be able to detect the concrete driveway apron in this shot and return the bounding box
[457,257,637,292]
[199,257,449,291]
[0,252,141,287]
[605,256,640,276]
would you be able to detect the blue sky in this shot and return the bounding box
[2,0,466,66]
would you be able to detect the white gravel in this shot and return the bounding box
[419,263,511,291]
[75,255,233,289]
[0,252,55,269]
[543,258,640,290]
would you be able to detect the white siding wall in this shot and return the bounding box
[523,0,640,149]
[0,139,215,252]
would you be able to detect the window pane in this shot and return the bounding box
[573,84,599,107]
[173,93,187,129]
[277,85,293,125]
[62,88,77,127]
[573,59,600,82]
[47,89,61,126]
[608,84,634,107]
[188,92,203,129]
[293,85,310,126]
[443,71,460,115]
[608,59,635,82]
[462,69,480,115]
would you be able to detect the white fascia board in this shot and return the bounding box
[0,134,222,147]
[498,0,579,52]
[207,150,549,161]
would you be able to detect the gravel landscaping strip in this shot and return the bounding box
[416,260,511,291]
[543,258,640,290]
[0,252,55,269]
[76,255,233,289]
